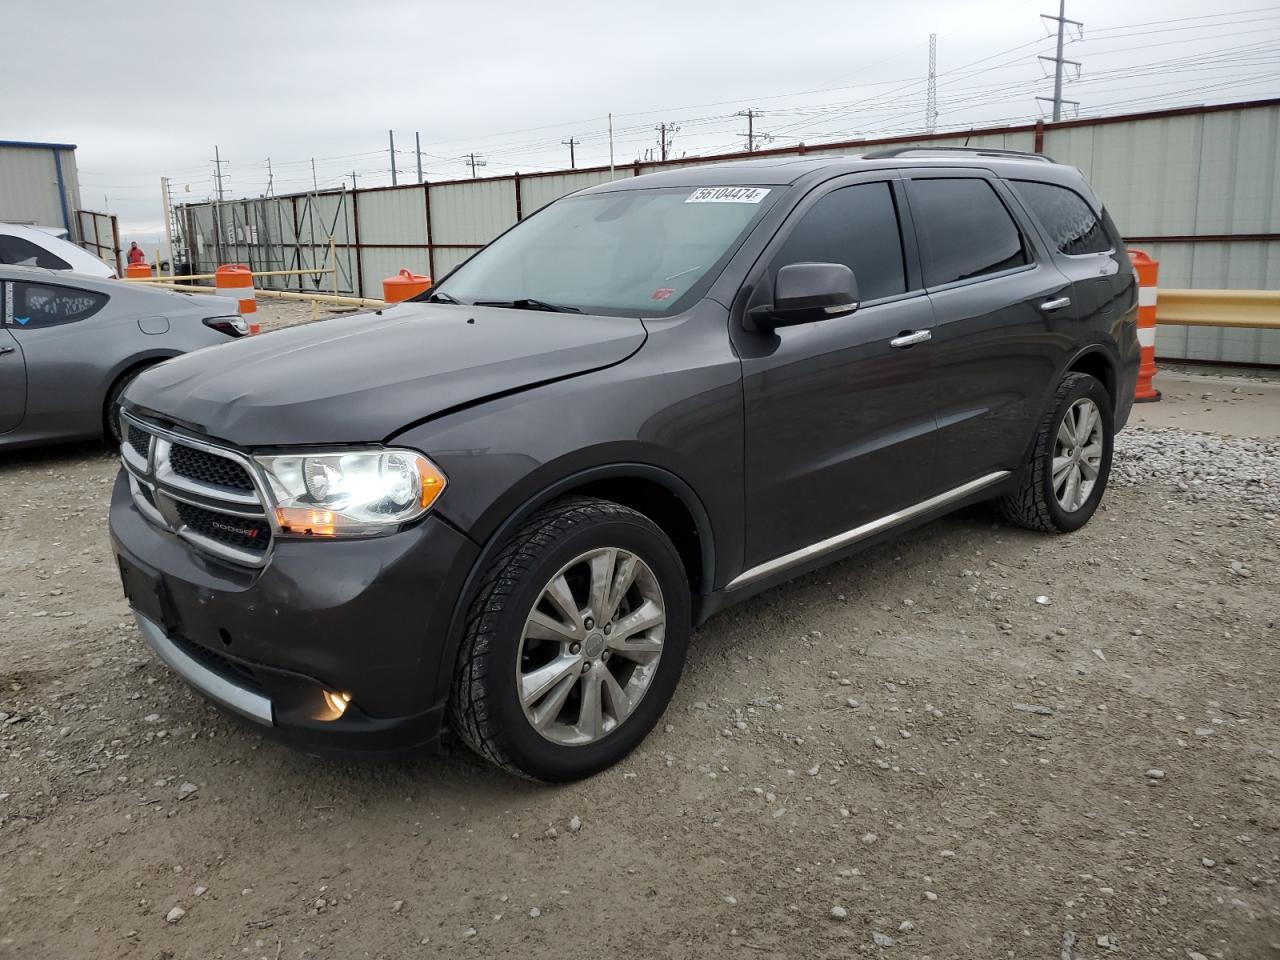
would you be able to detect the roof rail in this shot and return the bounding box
[864,146,1055,163]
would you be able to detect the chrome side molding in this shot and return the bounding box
[727,471,1011,591]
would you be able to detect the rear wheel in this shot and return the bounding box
[104,366,149,444]
[449,497,690,781]
[999,372,1114,533]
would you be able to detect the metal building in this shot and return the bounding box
[0,139,82,239]
[178,98,1280,364]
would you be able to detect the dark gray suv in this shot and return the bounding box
[109,149,1139,780]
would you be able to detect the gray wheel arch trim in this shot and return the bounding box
[429,463,715,707]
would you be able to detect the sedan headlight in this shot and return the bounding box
[254,449,446,538]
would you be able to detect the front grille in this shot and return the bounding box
[174,501,271,553]
[122,417,274,568]
[169,443,255,492]
[169,633,264,694]
[127,425,150,459]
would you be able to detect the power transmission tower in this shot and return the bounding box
[1037,0,1082,121]
[654,122,679,162]
[211,145,228,202]
[736,110,772,153]
[562,137,579,169]
[264,158,275,197]
[389,130,398,186]
[464,152,487,178]
[926,34,938,134]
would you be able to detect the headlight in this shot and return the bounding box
[254,449,446,538]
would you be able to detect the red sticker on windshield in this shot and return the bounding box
[651,287,676,301]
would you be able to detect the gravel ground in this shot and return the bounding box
[1,308,1277,959]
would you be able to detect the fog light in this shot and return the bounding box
[323,690,352,717]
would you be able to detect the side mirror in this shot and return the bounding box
[749,262,859,330]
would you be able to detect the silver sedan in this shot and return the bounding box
[0,264,251,450]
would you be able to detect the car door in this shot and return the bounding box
[734,174,937,573]
[1006,177,1134,327]
[901,170,1072,484]
[7,279,113,438]
[0,283,27,433]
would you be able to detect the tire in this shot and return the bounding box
[449,496,691,781]
[999,372,1114,534]
[104,366,148,444]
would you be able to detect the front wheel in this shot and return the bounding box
[449,497,690,781]
[999,372,1114,533]
[104,366,148,444]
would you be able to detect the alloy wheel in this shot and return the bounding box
[516,547,666,746]
[1052,397,1104,512]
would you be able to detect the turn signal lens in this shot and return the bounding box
[416,458,446,509]
[274,508,337,537]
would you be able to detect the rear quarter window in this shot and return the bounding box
[10,282,109,328]
[0,234,72,270]
[1011,180,1112,255]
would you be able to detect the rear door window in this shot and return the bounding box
[770,181,907,301]
[1011,179,1112,255]
[0,234,72,270]
[10,282,109,328]
[908,178,1028,287]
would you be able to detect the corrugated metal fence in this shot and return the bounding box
[179,98,1280,364]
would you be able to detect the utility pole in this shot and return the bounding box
[311,158,319,193]
[351,170,359,190]
[736,110,771,153]
[464,152,487,178]
[562,137,579,169]
[389,130,398,186]
[654,122,679,162]
[926,34,938,134]
[415,131,423,183]
[211,145,227,202]
[265,157,274,197]
[1038,0,1082,121]
[160,176,174,276]
[608,113,615,179]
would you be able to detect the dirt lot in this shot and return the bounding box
[1,306,1277,960]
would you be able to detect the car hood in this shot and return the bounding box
[124,302,647,446]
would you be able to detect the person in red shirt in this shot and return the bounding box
[126,242,145,266]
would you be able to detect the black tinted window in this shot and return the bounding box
[771,182,906,301]
[909,178,1027,286]
[11,282,108,328]
[0,234,71,270]
[1012,180,1111,255]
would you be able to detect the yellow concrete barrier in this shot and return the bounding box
[1159,289,1280,330]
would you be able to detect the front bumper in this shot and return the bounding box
[108,469,479,755]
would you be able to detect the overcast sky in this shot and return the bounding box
[4,0,1277,242]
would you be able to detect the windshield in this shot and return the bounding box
[432,185,777,317]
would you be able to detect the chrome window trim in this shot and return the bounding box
[727,471,1011,591]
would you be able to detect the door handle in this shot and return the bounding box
[889,330,932,348]
[0,345,15,355]
[1040,296,1071,312]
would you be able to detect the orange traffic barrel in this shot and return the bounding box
[215,264,257,315]
[1127,249,1160,403]
[126,262,152,279]
[383,268,432,304]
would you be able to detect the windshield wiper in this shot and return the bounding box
[472,298,582,314]
[425,290,460,304]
